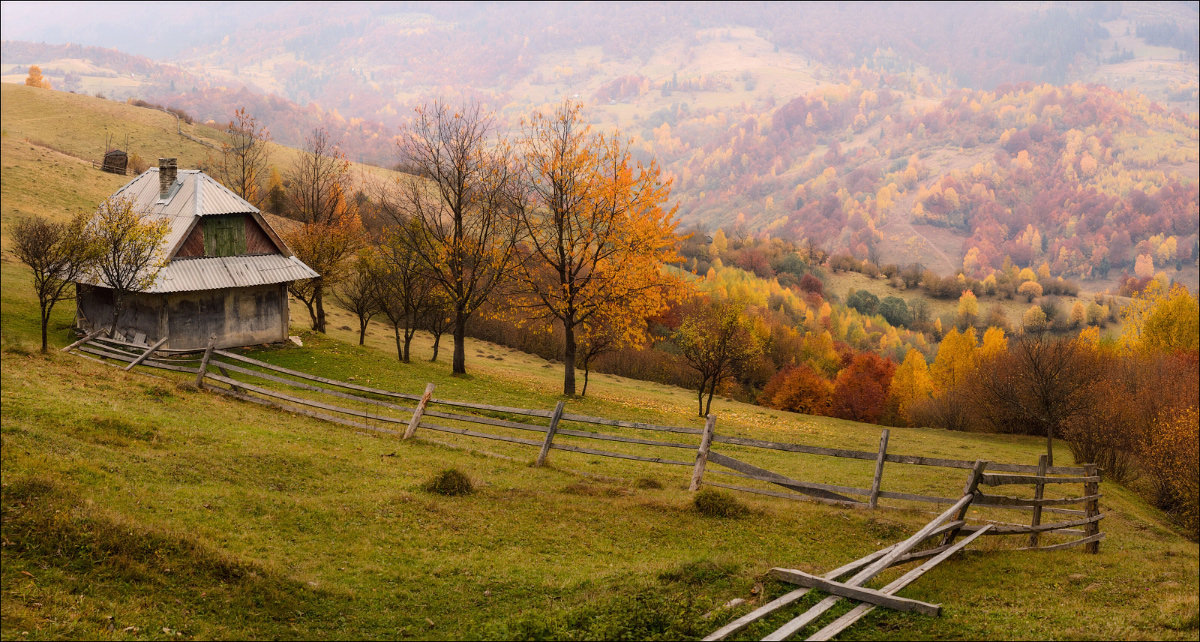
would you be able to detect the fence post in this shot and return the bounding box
[1028,454,1049,547]
[404,383,435,439]
[194,337,215,389]
[688,414,718,492]
[868,429,890,509]
[535,400,566,467]
[940,460,988,546]
[1084,463,1101,554]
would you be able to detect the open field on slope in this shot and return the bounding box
[822,270,1124,339]
[3,82,1198,640]
[0,83,401,214]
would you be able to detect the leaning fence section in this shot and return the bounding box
[69,337,1103,553]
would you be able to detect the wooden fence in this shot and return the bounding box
[68,336,1104,553]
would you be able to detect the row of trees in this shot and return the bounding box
[274,101,683,396]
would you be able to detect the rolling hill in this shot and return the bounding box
[3,1,1197,288]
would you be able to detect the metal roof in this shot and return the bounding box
[110,170,265,257]
[149,254,319,293]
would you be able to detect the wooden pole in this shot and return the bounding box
[122,335,169,371]
[869,429,890,509]
[535,400,566,467]
[689,414,718,492]
[60,328,104,353]
[1029,454,1049,547]
[1083,463,1101,554]
[939,460,988,547]
[194,338,215,389]
[404,383,435,439]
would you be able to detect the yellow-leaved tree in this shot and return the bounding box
[89,197,170,333]
[887,348,933,425]
[1120,280,1200,353]
[978,326,1008,362]
[512,101,686,396]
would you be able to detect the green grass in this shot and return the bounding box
[3,83,1198,641]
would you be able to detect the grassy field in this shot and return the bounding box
[2,84,1198,641]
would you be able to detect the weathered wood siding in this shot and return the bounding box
[176,224,205,257]
[245,216,277,254]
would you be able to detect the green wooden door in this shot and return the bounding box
[203,216,247,257]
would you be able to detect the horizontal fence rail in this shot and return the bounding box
[70,337,1104,553]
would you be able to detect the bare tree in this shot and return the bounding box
[333,250,382,345]
[393,101,520,375]
[214,107,271,208]
[376,220,437,362]
[969,333,1100,465]
[422,291,453,362]
[11,213,101,351]
[90,197,169,335]
[283,129,363,333]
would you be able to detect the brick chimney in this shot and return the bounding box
[158,158,177,199]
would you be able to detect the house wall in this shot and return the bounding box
[77,283,289,351]
[76,285,165,345]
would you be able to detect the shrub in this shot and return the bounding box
[693,489,747,518]
[421,469,474,496]
[878,296,913,327]
[846,289,880,316]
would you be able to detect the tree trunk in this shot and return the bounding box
[697,379,707,417]
[358,317,368,345]
[314,282,326,333]
[562,321,577,396]
[452,311,467,375]
[1046,429,1054,467]
[110,291,122,340]
[581,365,590,398]
[393,325,402,362]
[430,331,442,362]
[704,376,719,416]
[40,303,49,353]
[403,325,415,363]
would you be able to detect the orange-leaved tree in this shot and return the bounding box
[831,352,897,423]
[512,101,685,395]
[283,128,363,332]
[764,364,834,416]
[25,65,51,89]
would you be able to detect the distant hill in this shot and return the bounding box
[3,1,1196,286]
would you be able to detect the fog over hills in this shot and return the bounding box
[3,1,1197,285]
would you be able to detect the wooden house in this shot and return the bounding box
[75,158,318,350]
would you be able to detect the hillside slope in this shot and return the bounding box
[2,82,1199,640]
